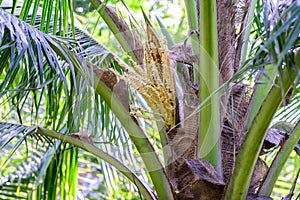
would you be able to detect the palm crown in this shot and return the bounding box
[0,0,300,199]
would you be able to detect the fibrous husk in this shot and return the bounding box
[262,128,289,152]
[169,42,198,65]
[90,63,117,90]
[170,158,224,200]
[217,0,236,83]
[104,5,144,65]
[166,85,199,192]
[88,61,130,110]
[246,193,273,200]
[249,158,269,194]
[221,83,251,182]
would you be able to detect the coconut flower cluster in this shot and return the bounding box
[114,25,176,130]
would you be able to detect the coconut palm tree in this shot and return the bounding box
[0,0,299,199]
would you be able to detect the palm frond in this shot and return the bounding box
[1,0,75,36]
[0,6,162,199]
[275,83,300,125]
[244,0,300,127]
[0,122,157,200]
[0,8,76,128]
[257,1,299,69]
[0,122,54,199]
